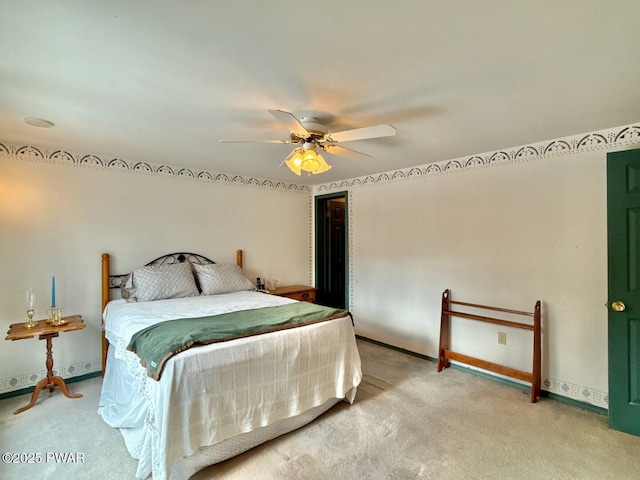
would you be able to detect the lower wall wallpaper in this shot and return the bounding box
[0,358,102,396]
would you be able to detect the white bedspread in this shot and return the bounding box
[98,292,362,480]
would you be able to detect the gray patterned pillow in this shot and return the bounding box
[193,263,255,295]
[126,262,199,302]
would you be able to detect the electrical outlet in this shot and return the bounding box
[498,331,507,345]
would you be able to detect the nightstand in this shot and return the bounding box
[269,285,318,303]
[5,315,85,414]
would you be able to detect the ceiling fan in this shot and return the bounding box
[220,109,396,176]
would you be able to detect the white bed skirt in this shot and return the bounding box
[171,396,343,479]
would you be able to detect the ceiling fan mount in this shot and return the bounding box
[288,117,334,145]
[299,116,328,134]
[220,109,396,176]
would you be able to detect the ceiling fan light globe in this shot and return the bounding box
[293,150,332,175]
[301,150,322,174]
[284,136,334,177]
[313,154,331,174]
[285,151,304,175]
[302,149,318,162]
[286,159,302,175]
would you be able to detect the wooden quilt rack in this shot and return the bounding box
[437,289,542,403]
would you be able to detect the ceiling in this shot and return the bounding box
[1,1,639,184]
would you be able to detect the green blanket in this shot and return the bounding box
[127,302,349,380]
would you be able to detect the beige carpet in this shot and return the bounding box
[1,339,639,479]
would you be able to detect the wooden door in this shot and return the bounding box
[607,149,640,436]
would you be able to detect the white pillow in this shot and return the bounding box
[126,262,199,302]
[193,263,255,295]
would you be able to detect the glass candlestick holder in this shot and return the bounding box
[50,307,65,326]
[25,309,36,328]
[24,288,37,328]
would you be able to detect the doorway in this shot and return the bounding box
[607,148,640,436]
[315,192,348,309]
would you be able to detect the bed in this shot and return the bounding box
[97,250,362,480]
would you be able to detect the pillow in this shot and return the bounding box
[125,262,199,302]
[120,274,132,300]
[193,263,255,295]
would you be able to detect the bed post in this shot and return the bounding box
[237,249,243,269]
[101,253,110,376]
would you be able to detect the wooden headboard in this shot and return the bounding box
[100,249,244,375]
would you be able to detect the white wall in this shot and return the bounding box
[0,152,311,394]
[4,124,638,408]
[317,124,640,409]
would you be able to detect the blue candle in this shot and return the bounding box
[51,276,56,307]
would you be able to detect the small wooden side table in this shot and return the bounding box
[5,315,85,414]
[269,285,318,303]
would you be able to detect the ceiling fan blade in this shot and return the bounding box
[219,139,292,144]
[326,124,396,143]
[268,109,309,137]
[323,144,372,160]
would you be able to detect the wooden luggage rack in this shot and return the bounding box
[437,289,542,403]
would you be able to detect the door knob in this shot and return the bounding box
[611,301,626,312]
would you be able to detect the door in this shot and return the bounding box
[315,193,347,309]
[607,149,640,436]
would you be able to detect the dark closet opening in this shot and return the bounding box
[315,192,348,309]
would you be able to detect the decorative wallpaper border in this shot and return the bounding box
[308,194,314,286]
[543,377,607,409]
[314,123,640,193]
[348,190,355,312]
[3,123,638,195]
[0,358,102,394]
[0,142,311,193]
